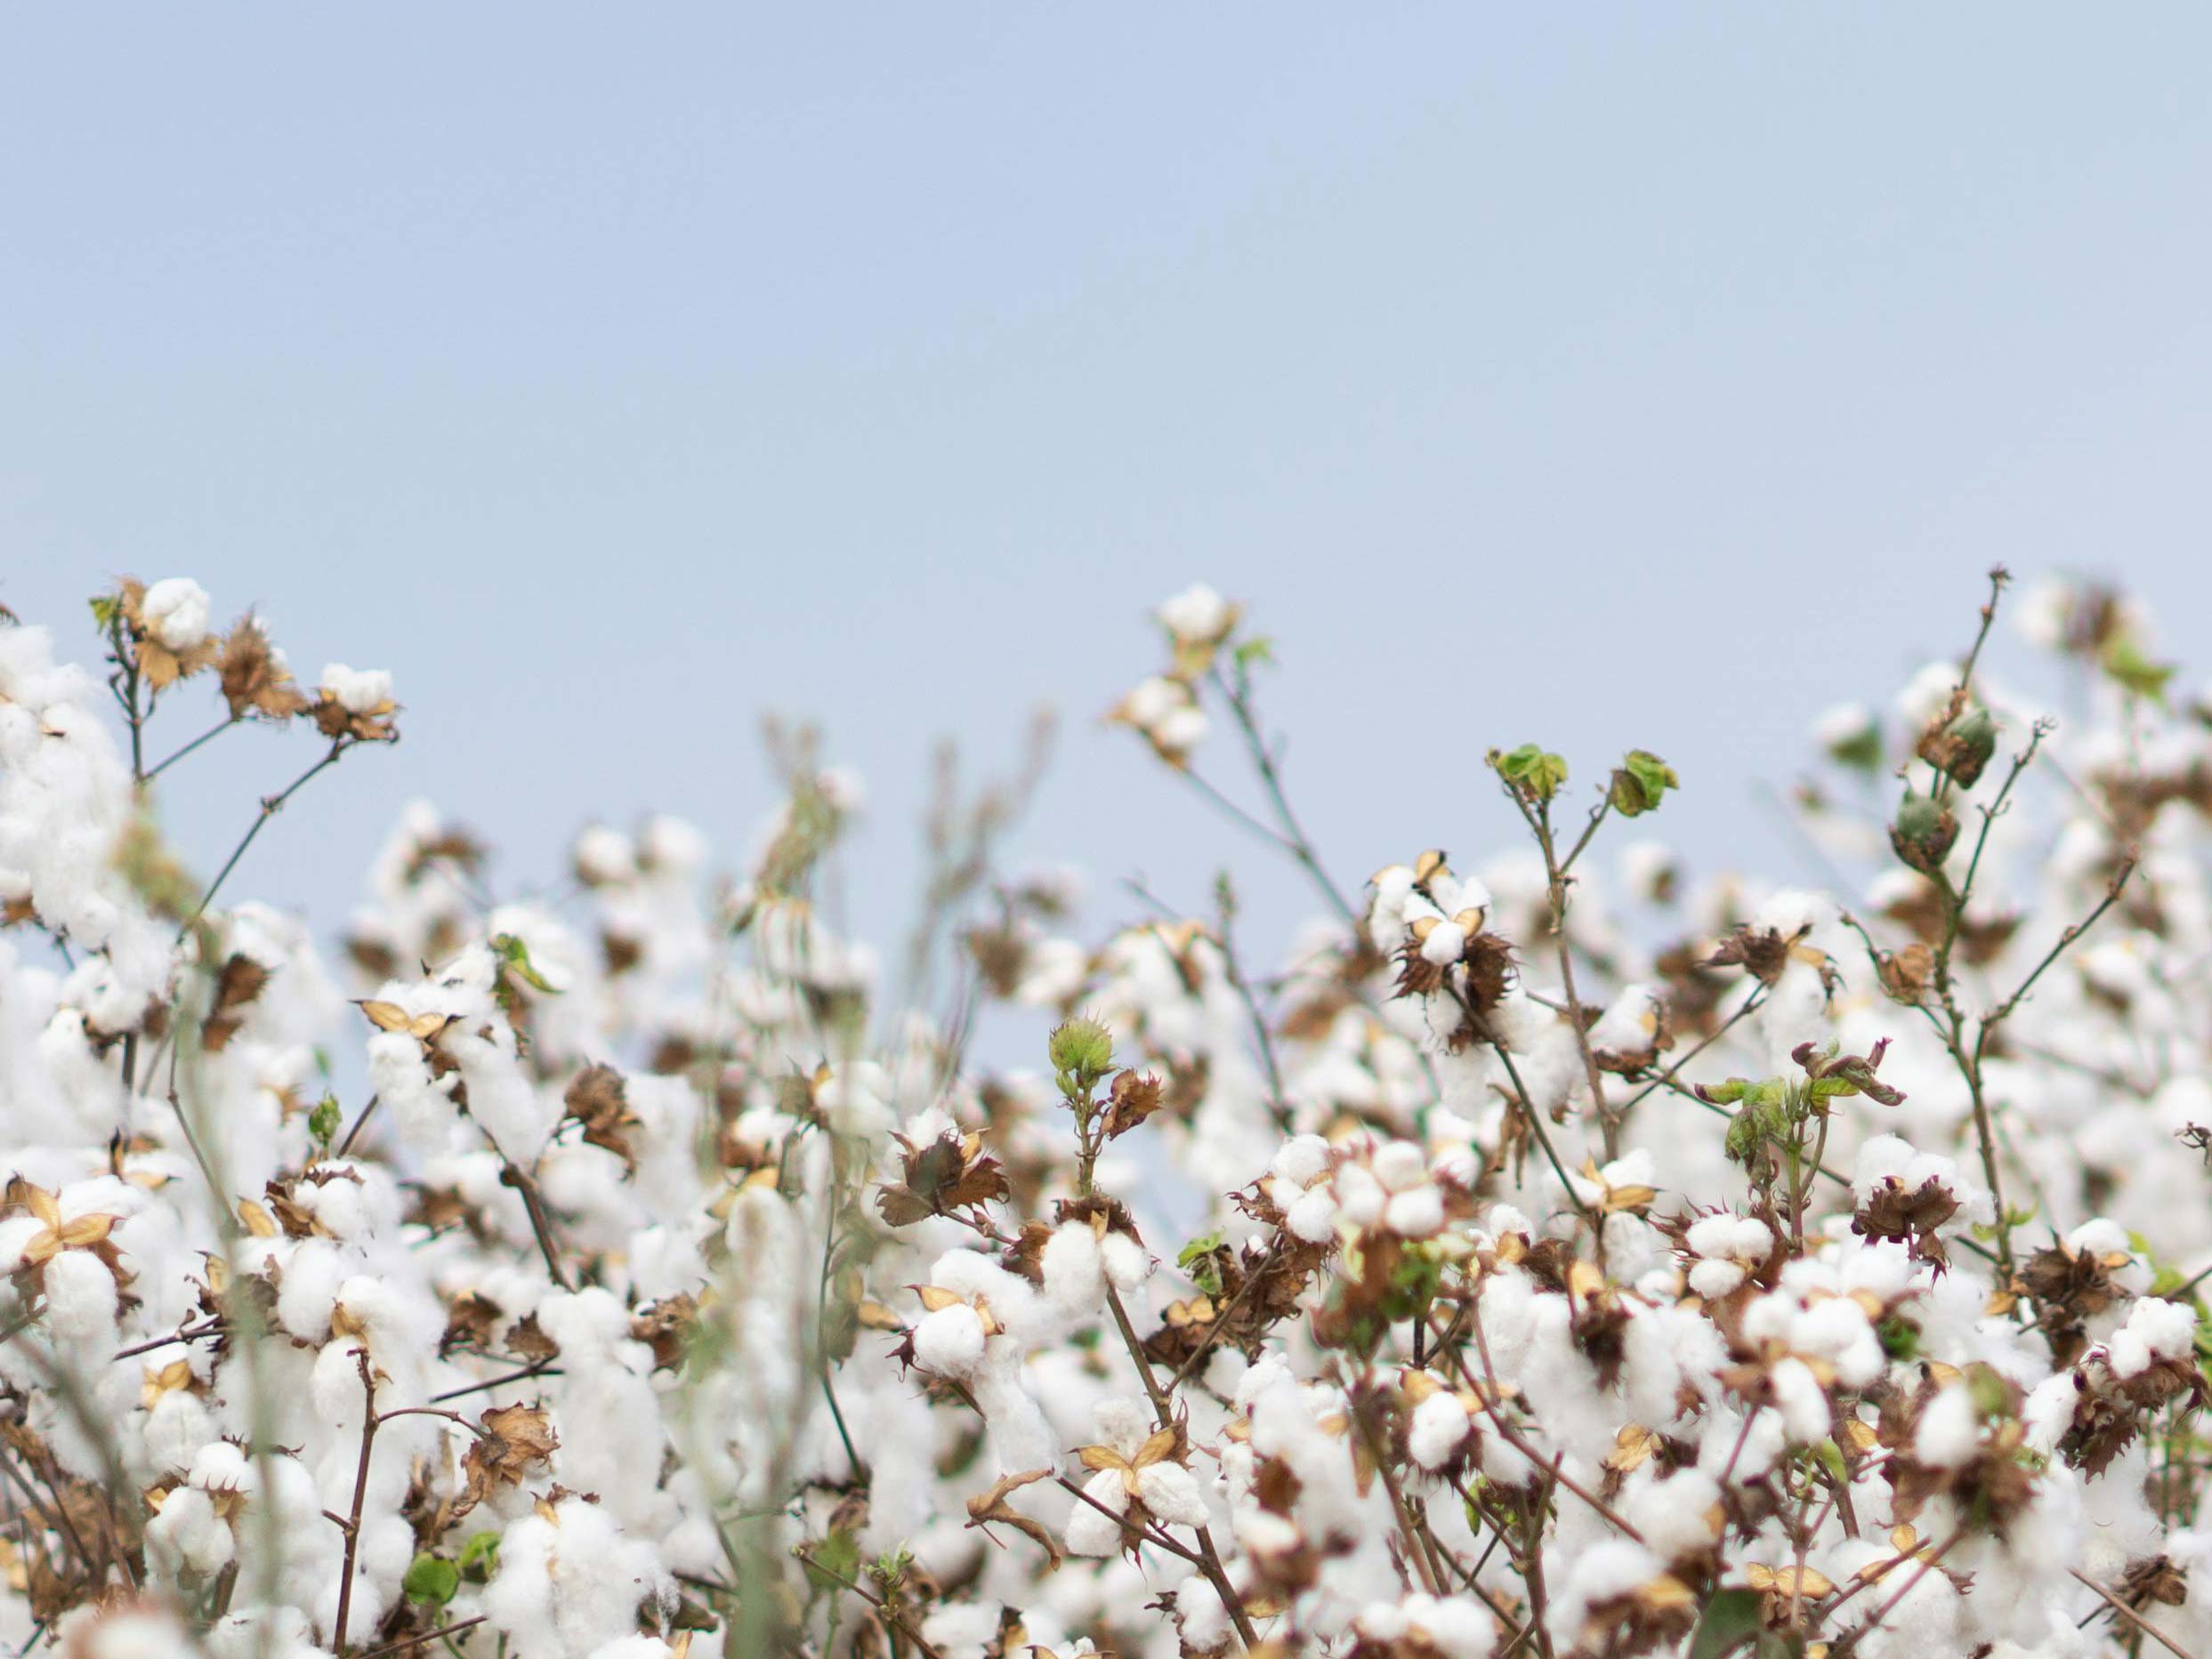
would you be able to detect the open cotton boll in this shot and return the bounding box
[1174,1578,1231,1654]
[141,578,212,652]
[1098,1230,1151,1289]
[573,825,639,886]
[205,1606,323,1659]
[1407,1390,1473,1471]
[1916,1384,1982,1469]
[1417,920,1466,967]
[319,664,393,714]
[1157,583,1232,642]
[54,1605,198,1659]
[2110,1297,2197,1379]
[145,1485,232,1578]
[1624,1470,1723,1562]
[920,1602,1005,1659]
[1062,1472,1132,1558]
[1687,1258,1748,1299]
[272,1238,350,1344]
[1334,1164,1385,1228]
[1134,1457,1211,1528]
[1270,1134,1332,1189]
[482,1497,671,1659]
[1547,1541,1674,1653]
[41,1248,119,1346]
[1383,1186,1445,1240]
[1368,1140,1427,1193]
[912,1304,989,1378]
[1038,1221,1106,1321]
[1120,675,1187,729]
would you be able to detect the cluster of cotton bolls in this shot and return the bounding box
[6,567,2212,1659]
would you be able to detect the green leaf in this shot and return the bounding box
[491,932,559,994]
[1688,1587,1765,1659]
[1812,1438,1846,1485]
[1490,744,1569,802]
[308,1095,342,1148]
[1608,750,1680,817]
[457,1530,501,1583]
[1826,717,1884,773]
[403,1553,459,1607]
[89,594,121,631]
[803,1529,862,1595]
[2103,637,2176,704]
[1178,1232,1226,1297]
[868,1544,913,1591]
[1233,636,1274,671]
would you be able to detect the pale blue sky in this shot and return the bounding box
[4,10,2210,978]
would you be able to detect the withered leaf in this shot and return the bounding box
[875,1131,1009,1228]
[461,1402,559,1510]
[202,954,271,1052]
[1100,1069,1165,1140]
[964,1468,1062,1569]
[564,1063,639,1172]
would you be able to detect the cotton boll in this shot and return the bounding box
[1916,1384,1982,1469]
[206,1606,323,1659]
[1062,1473,1131,1558]
[2015,1372,2078,1460]
[1548,1541,1672,1654]
[145,1485,233,1578]
[818,1061,893,1140]
[1334,1164,1385,1227]
[483,1498,671,1659]
[1158,583,1232,642]
[573,826,639,886]
[912,1304,988,1379]
[1408,1391,1473,1471]
[1687,1259,1748,1299]
[275,1239,346,1343]
[1625,1470,1723,1563]
[56,1606,198,1659]
[1271,1135,1330,1188]
[1098,1231,1151,1289]
[319,664,394,714]
[42,1248,118,1347]
[1699,1406,1784,1483]
[1175,1578,1231,1654]
[1371,1140,1428,1193]
[1765,1357,1832,1445]
[1284,1187,1338,1244]
[2113,1296,2197,1377]
[1384,1187,1445,1240]
[1039,1222,1106,1323]
[142,1383,215,1478]
[1134,1460,1211,1528]
[141,578,212,652]
[1685,1212,1753,1260]
[924,1604,1011,1659]
[1418,921,1466,967]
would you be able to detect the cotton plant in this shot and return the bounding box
[3,568,2212,1659]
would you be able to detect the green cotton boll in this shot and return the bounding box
[1609,749,1680,817]
[1941,708,1998,788]
[403,1553,459,1607]
[1047,1017,1115,1081]
[1890,789,1958,875]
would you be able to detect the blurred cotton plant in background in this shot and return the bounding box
[4,567,2212,1659]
